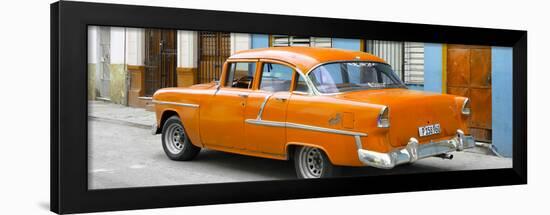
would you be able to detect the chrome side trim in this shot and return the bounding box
[256,94,273,120]
[152,100,200,108]
[292,91,309,95]
[245,119,286,127]
[293,68,317,96]
[286,122,367,137]
[245,119,367,137]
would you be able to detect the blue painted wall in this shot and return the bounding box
[251,34,269,49]
[332,38,361,51]
[492,47,513,157]
[423,43,443,93]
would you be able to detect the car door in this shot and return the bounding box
[243,60,294,155]
[200,61,258,148]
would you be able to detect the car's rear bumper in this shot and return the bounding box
[357,130,475,169]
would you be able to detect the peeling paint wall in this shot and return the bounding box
[88,64,96,100]
[109,64,127,105]
[88,26,128,105]
[87,63,127,105]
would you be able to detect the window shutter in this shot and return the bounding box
[404,42,424,84]
[271,35,332,48]
[290,36,311,46]
[310,37,332,47]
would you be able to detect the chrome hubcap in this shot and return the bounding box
[165,123,185,154]
[299,147,324,178]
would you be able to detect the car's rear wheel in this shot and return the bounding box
[161,115,200,161]
[294,146,338,179]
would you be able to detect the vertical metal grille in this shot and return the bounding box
[366,40,404,79]
[403,42,425,84]
[198,32,231,84]
[144,29,177,96]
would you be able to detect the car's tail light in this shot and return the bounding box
[462,98,471,115]
[377,106,390,128]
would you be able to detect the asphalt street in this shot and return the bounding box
[88,116,512,190]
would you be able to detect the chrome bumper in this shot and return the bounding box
[151,123,160,135]
[358,130,475,169]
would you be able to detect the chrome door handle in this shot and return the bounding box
[274,97,287,102]
[238,94,249,98]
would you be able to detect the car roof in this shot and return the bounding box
[228,47,387,74]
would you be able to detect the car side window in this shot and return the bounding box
[225,62,256,89]
[259,63,294,92]
[294,74,309,93]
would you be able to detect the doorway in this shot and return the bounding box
[143,29,177,97]
[198,32,231,84]
[447,45,492,142]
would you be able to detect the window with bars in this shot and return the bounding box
[271,35,332,48]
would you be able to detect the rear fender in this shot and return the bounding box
[285,142,333,163]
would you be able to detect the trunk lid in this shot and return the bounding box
[334,88,462,147]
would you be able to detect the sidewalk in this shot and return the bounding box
[89,100,155,127]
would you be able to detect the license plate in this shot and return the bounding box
[418,124,441,137]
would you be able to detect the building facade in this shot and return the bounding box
[87,27,513,157]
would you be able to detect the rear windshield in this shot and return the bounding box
[308,62,406,94]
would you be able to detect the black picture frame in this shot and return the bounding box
[50,1,527,214]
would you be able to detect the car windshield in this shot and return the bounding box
[308,62,406,94]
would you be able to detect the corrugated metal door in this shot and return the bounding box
[198,32,231,84]
[366,40,404,79]
[447,45,492,142]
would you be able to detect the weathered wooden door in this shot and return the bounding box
[144,29,177,97]
[97,26,111,99]
[447,45,492,142]
[198,32,231,84]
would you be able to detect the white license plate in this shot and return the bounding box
[418,124,441,137]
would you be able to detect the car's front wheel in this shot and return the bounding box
[294,146,338,179]
[161,115,200,161]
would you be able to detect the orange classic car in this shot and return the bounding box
[152,47,475,178]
